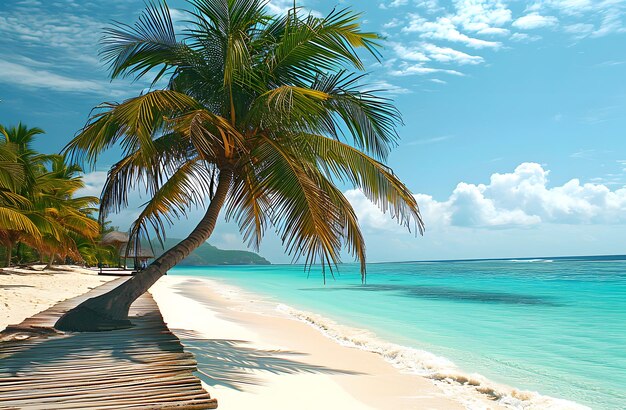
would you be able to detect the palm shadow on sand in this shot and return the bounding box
[173,329,362,391]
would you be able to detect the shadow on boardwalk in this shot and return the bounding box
[0,284,217,409]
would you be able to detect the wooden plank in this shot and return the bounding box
[0,278,218,409]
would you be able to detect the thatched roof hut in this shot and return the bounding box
[125,247,155,260]
[101,231,130,246]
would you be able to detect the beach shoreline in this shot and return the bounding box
[0,268,592,409]
[150,274,516,410]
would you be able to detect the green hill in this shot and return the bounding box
[149,238,270,266]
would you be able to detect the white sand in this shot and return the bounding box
[0,265,115,331]
[151,275,507,410]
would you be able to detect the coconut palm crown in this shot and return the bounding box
[56,0,424,331]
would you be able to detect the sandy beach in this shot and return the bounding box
[0,266,115,331]
[150,275,508,410]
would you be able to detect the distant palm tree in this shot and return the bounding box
[0,137,41,266]
[0,123,46,266]
[37,155,100,267]
[56,0,423,331]
[0,125,100,267]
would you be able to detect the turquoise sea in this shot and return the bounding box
[170,256,626,409]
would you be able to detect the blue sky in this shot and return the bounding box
[1,0,626,262]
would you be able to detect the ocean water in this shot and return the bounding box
[170,257,626,409]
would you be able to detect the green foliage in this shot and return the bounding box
[0,123,102,267]
[64,0,424,281]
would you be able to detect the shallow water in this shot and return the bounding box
[170,257,626,409]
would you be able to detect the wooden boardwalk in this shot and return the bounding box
[0,278,218,409]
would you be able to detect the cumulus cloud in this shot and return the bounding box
[420,43,484,64]
[512,13,559,29]
[451,0,512,34]
[391,42,484,65]
[391,43,431,62]
[403,15,502,49]
[346,163,626,233]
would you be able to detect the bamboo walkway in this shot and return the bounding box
[0,278,218,409]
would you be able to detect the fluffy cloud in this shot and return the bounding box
[391,43,431,62]
[403,15,503,48]
[391,42,484,65]
[512,13,559,29]
[346,163,626,233]
[452,0,512,34]
[420,43,484,64]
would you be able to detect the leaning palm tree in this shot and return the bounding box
[56,0,423,331]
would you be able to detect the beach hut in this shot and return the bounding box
[100,231,155,270]
[100,231,130,268]
[126,247,155,270]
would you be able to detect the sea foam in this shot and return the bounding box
[276,303,590,410]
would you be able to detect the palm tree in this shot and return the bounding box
[0,125,100,267]
[0,124,45,266]
[36,155,100,267]
[56,0,423,331]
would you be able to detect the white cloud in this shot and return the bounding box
[389,62,465,76]
[0,60,108,93]
[563,22,595,38]
[510,32,542,42]
[266,0,319,16]
[415,0,442,14]
[380,0,409,9]
[512,13,559,29]
[383,18,403,28]
[430,78,447,84]
[420,43,484,64]
[0,5,103,63]
[78,171,108,198]
[534,0,594,17]
[592,9,625,37]
[363,80,412,95]
[347,163,626,233]
[391,43,431,62]
[265,0,295,14]
[452,0,512,34]
[403,15,503,49]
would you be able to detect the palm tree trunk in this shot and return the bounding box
[5,242,13,267]
[55,170,233,332]
[45,253,56,270]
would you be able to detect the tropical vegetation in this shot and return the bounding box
[55,0,424,331]
[0,123,115,268]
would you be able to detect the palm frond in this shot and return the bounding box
[64,90,201,166]
[305,133,423,234]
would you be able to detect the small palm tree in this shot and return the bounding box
[56,0,423,331]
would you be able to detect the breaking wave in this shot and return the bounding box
[277,304,589,410]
